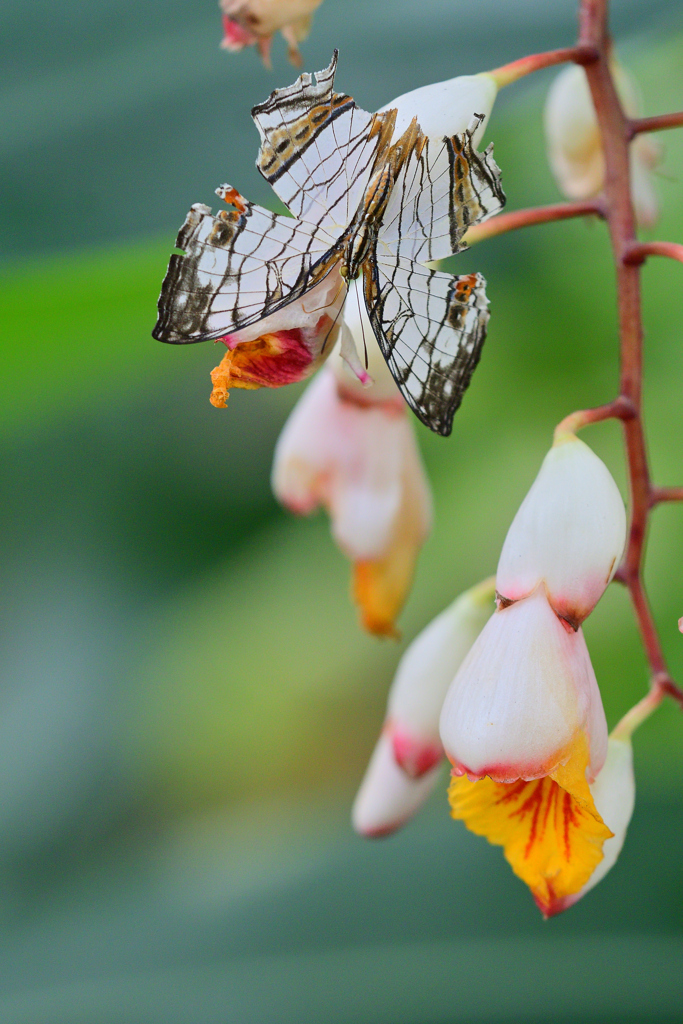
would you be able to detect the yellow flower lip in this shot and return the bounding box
[448,732,613,917]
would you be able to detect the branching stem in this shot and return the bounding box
[484,0,683,722]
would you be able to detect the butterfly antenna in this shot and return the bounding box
[320,280,348,356]
[354,278,369,370]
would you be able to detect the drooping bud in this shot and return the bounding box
[352,733,442,838]
[544,62,662,228]
[385,578,495,778]
[496,434,626,625]
[272,354,431,636]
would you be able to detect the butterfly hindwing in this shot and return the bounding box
[378,117,506,264]
[152,193,338,343]
[252,51,396,233]
[363,253,489,436]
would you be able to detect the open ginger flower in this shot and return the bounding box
[544,61,663,228]
[441,434,628,916]
[353,579,495,837]
[272,318,431,637]
[220,0,323,68]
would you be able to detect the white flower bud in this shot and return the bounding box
[544,62,661,228]
[352,732,442,838]
[381,73,498,144]
[496,435,626,624]
[385,580,494,777]
[439,586,608,784]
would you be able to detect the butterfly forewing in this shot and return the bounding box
[252,51,395,233]
[363,254,489,436]
[379,119,506,264]
[152,197,338,343]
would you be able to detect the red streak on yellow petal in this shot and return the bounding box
[448,733,612,916]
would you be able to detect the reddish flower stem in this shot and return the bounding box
[576,0,683,709]
[651,486,683,506]
[630,111,683,136]
[488,44,598,87]
[468,2,683,715]
[623,241,683,265]
[464,199,603,244]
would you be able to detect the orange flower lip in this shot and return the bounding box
[210,323,336,407]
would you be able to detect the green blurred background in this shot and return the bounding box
[2,0,683,1020]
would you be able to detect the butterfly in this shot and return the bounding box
[152,52,505,436]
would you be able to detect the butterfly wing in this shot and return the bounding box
[153,192,339,344]
[362,253,489,436]
[252,50,396,233]
[378,116,506,264]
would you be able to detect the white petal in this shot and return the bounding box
[336,278,402,402]
[352,732,442,837]
[570,737,635,904]
[439,587,607,782]
[383,73,498,144]
[544,64,603,201]
[496,435,626,623]
[386,580,495,770]
[272,365,430,560]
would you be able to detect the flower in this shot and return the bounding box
[496,434,627,625]
[544,62,663,228]
[209,271,344,406]
[220,0,323,68]
[440,434,628,915]
[380,73,498,143]
[553,735,636,913]
[271,324,431,637]
[353,579,495,836]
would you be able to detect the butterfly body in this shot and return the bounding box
[153,53,505,435]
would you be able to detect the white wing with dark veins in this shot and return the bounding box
[252,51,396,234]
[362,254,490,436]
[153,194,339,344]
[378,117,506,265]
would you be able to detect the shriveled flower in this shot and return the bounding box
[272,326,431,637]
[220,0,323,68]
[353,579,494,836]
[544,61,663,228]
[441,435,627,915]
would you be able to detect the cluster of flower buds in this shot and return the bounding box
[210,37,663,915]
[355,434,635,916]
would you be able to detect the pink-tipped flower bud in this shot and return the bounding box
[353,580,494,836]
[496,435,626,625]
[352,733,442,838]
[385,579,495,778]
